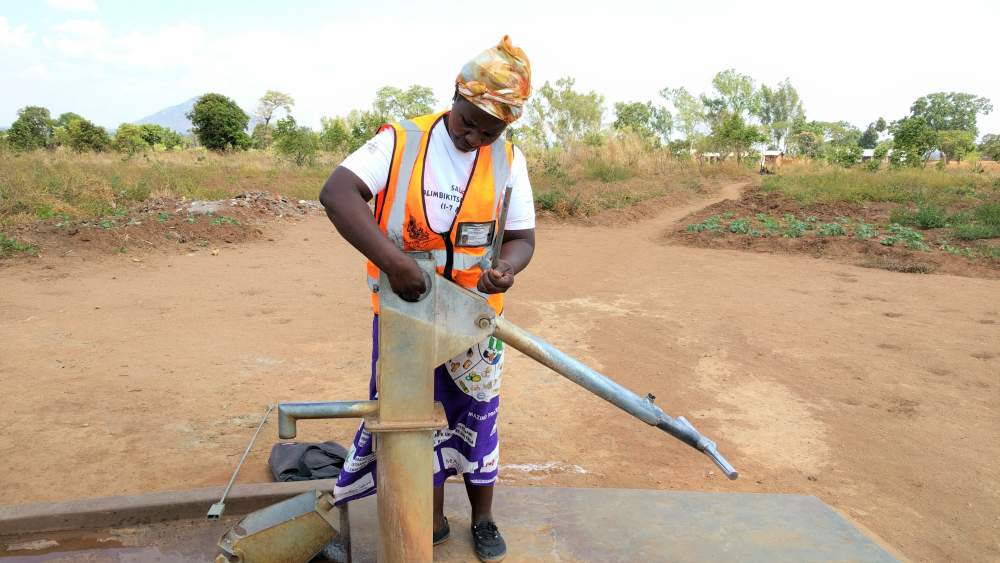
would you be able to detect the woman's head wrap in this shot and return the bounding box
[455,35,532,124]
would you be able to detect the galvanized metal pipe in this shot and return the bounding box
[493,318,738,479]
[277,400,378,439]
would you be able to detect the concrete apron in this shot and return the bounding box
[0,483,902,562]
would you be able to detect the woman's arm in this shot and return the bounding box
[318,166,427,301]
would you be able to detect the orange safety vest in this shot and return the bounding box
[367,111,514,315]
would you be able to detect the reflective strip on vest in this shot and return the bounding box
[385,119,422,244]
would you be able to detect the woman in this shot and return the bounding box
[319,36,534,562]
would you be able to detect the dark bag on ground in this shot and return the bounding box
[268,441,348,482]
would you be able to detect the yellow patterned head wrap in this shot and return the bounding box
[455,35,532,124]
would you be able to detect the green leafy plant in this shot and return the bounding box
[761,216,781,234]
[686,215,722,233]
[882,224,929,250]
[728,217,751,234]
[782,214,808,238]
[818,223,846,236]
[854,222,878,240]
[210,215,241,226]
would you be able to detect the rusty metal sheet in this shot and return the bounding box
[0,485,901,562]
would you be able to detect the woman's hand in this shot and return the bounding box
[477,260,515,294]
[386,253,427,302]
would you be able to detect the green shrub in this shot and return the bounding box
[890,204,948,229]
[974,203,1000,227]
[273,116,318,166]
[889,207,915,226]
[585,159,632,183]
[534,189,583,216]
[914,205,948,229]
[952,223,1000,240]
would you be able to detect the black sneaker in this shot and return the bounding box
[433,517,450,545]
[471,521,506,562]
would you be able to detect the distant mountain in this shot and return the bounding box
[136,97,197,134]
[136,97,260,134]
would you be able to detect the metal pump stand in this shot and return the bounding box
[221,254,736,563]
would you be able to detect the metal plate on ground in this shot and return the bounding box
[0,485,899,562]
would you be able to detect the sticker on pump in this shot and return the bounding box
[455,221,495,247]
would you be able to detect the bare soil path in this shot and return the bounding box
[1,183,997,562]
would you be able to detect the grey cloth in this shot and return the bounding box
[268,441,348,482]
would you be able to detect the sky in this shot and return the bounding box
[1,0,998,137]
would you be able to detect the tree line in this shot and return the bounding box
[1,107,186,155]
[2,71,996,167]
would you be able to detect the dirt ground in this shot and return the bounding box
[1,183,997,562]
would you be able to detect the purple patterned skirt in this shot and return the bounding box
[334,316,505,504]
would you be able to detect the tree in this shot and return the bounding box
[55,112,85,128]
[612,101,671,145]
[65,118,111,152]
[909,92,992,135]
[858,118,886,149]
[344,110,386,152]
[936,129,976,163]
[319,116,351,152]
[250,123,273,150]
[755,79,804,150]
[524,77,604,147]
[660,87,705,150]
[979,134,1000,161]
[828,145,862,167]
[113,123,149,156]
[138,124,184,149]
[187,93,251,151]
[711,113,765,164]
[273,116,318,166]
[8,106,54,150]
[788,129,821,158]
[703,69,758,120]
[890,116,937,166]
[255,90,294,129]
[373,85,436,120]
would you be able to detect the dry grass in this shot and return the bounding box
[763,160,1000,207]
[526,133,756,217]
[0,149,344,226]
[1,137,756,226]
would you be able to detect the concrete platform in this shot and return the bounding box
[1,484,900,562]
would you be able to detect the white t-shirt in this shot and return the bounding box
[340,119,535,233]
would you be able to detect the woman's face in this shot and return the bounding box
[446,96,507,152]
